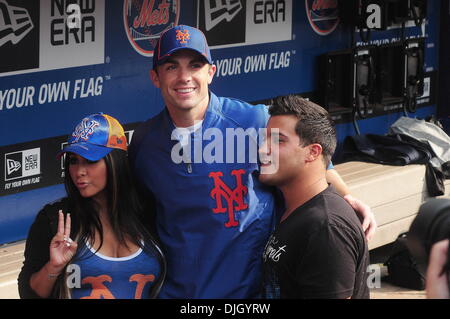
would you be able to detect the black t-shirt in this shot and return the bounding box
[262,185,370,299]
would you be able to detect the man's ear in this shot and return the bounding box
[307,144,323,162]
[208,64,217,85]
[150,69,160,88]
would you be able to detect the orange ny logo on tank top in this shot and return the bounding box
[80,273,155,299]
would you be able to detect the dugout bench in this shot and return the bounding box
[335,161,450,250]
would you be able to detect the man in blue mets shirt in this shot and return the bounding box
[128,25,377,299]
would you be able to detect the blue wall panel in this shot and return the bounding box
[0,0,442,244]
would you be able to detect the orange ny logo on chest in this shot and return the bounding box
[209,169,248,227]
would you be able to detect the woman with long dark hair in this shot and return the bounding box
[18,113,166,299]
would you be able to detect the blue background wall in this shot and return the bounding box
[0,0,441,244]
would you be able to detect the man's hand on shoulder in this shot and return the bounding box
[344,194,377,241]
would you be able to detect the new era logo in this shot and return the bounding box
[6,158,21,175]
[199,0,246,47]
[0,0,34,48]
[205,0,243,31]
[5,148,40,181]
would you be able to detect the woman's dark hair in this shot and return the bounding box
[62,149,165,298]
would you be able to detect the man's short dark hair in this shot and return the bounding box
[268,95,337,166]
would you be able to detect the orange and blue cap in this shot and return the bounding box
[57,113,127,161]
[153,25,213,69]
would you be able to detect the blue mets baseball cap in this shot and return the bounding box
[153,25,213,69]
[57,113,128,161]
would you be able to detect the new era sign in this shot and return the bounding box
[4,148,40,181]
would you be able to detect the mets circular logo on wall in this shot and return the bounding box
[123,0,180,57]
[305,0,340,36]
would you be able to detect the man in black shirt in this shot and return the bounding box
[259,95,370,299]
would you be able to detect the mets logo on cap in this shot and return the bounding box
[69,114,127,152]
[305,0,340,36]
[123,0,180,57]
[176,29,190,44]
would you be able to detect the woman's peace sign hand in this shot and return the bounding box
[48,210,78,273]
